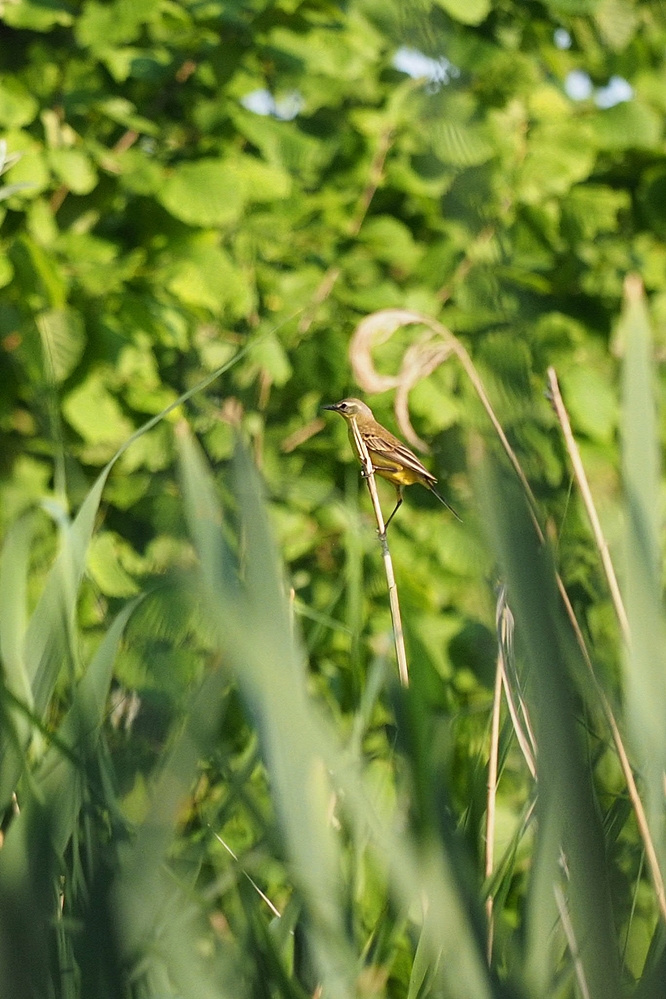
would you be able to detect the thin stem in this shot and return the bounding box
[546,367,666,924]
[451,332,666,923]
[554,884,591,999]
[485,654,503,963]
[547,367,630,643]
[411,313,541,527]
[496,592,537,779]
[348,417,409,687]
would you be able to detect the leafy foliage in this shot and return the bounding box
[2,0,666,996]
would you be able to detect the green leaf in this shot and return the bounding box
[518,121,596,204]
[3,136,50,198]
[165,243,252,316]
[48,148,98,194]
[594,0,638,51]
[231,108,332,185]
[63,371,134,446]
[359,216,422,272]
[590,100,662,151]
[1,0,73,30]
[0,78,39,129]
[544,0,599,10]
[431,120,493,167]
[37,308,86,383]
[158,159,245,228]
[117,147,164,194]
[87,532,140,597]
[560,366,616,443]
[0,514,37,809]
[0,253,13,288]
[97,96,159,135]
[35,598,139,856]
[639,166,666,239]
[75,0,159,49]
[479,463,622,999]
[235,154,292,202]
[432,0,490,25]
[249,333,293,386]
[562,184,630,243]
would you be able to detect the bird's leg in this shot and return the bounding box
[361,463,394,478]
[383,488,403,534]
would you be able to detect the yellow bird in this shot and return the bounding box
[323,398,460,530]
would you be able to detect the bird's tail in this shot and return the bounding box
[429,484,462,522]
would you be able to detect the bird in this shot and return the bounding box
[322,398,460,531]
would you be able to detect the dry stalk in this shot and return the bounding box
[554,884,591,999]
[547,366,666,925]
[547,367,630,644]
[485,653,503,963]
[348,416,409,687]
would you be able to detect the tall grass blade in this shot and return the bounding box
[112,667,238,999]
[177,424,354,998]
[177,426,496,999]
[0,513,37,810]
[35,598,140,856]
[620,275,666,863]
[479,462,621,999]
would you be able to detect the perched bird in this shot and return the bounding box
[323,398,460,530]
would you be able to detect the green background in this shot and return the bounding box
[1,0,666,996]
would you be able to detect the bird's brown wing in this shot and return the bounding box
[362,430,437,483]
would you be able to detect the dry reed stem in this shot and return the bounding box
[554,884,591,999]
[546,367,666,924]
[443,322,664,920]
[485,654,503,963]
[495,588,537,777]
[348,416,409,687]
[211,828,283,919]
[547,367,630,644]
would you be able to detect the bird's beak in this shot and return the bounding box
[321,403,340,412]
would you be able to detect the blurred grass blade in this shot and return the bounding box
[620,275,666,854]
[24,336,264,721]
[177,425,495,999]
[479,460,621,999]
[177,424,354,998]
[406,914,438,999]
[0,513,35,708]
[113,667,237,999]
[26,486,104,715]
[35,598,140,857]
[0,802,54,999]
[0,513,37,810]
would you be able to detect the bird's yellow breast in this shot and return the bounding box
[365,450,423,486]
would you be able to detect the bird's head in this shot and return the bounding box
[322,398,373,421]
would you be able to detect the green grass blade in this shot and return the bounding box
[23,334,266,719]
[177,426,496,999]
[620,275,666,857]
[112,668,236,999]
[0,513,38,810]
[480,462,622,999]
[178,426,356,998]
[35,598,140,856]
